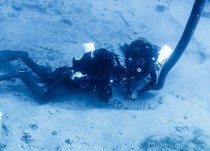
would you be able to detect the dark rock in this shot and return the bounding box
[156,5,166,12]
[0,144,7,149]
[51,131,58,136]
[176,94,180,98]
[29,124,38,130]
[12,2,23,11]
[56,146,62,151]
[65,139,73,145]
[61,19,72,26]
[21,132,35,144]
[2,124,9,135]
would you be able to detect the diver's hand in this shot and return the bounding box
[108,99,123,108]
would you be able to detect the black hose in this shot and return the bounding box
[153,0,208,90]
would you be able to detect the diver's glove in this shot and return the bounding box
[108,99,123,108]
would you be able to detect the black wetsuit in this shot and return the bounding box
[0,49,124,102]
[72,48,124,102]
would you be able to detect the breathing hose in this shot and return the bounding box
[153,0,208,90]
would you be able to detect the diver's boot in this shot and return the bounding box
[0,50,29,63]
[0,70,18,81]
[0,68,30,82]
[17,69,46,99]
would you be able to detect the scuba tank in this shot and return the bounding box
[155,44,173,71]
[83,42,95,58]
[83,42,95,53]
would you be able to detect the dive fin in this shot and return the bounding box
[0,70,18,81]
[0,50,29,63]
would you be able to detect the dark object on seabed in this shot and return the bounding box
[156,0,172,12]
[156,5,167,12]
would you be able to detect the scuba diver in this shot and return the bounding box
[122,37,160,99]
[0,47,126,107]
[0,38,160,107]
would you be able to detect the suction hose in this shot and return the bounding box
[153,0,208,90]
